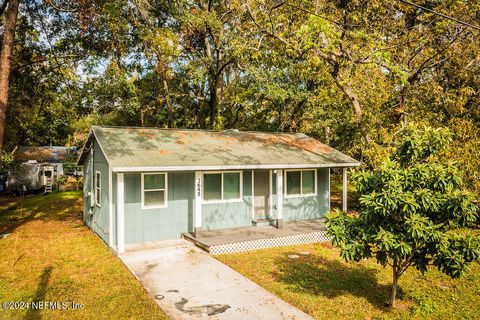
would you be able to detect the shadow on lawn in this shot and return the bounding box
[25,265,52,320]
[0,192,83,235]
[273,251,401,309]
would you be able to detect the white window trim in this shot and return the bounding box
[284,169,317,198]
[141,172,168,209]
[202,171,243,204]
[95,170,101,207]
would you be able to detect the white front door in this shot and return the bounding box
[254,170,270,220]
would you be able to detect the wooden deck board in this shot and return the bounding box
[183,219,326,249]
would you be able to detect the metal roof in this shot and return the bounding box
[78,126,360,171]
[17,146,78,163]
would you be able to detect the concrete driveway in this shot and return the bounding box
[120,240,313,320]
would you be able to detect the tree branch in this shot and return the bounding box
[45,0,79,13]
[0,0,9,17]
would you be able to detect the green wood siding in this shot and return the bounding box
[82,152,92,222]
[282,168,329,221]
[84,140,110,243]
[123,172,194,244]
[202,170,252,230]
[112,168,328,244]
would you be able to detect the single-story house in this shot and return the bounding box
[77,126,359,254]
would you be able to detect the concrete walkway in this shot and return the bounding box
[120,240,313,320]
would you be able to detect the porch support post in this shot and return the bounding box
[117,173,125,254]
[276,169,283,228]
[328,168,331,211]
[108,168,113,248]
[194,171,202,235]
[342,167,348,212]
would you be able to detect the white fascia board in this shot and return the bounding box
[77,129,113,167]
[112,162,360,172]
[91,130,112,167]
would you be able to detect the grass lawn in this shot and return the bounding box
[0,191,167,319]
[217,242,480,320]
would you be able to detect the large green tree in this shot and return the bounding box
[327,124,480,307]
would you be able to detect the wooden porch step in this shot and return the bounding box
[252,219,277,227]
[182,233,211,252]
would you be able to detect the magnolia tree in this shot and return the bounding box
[326,125,480,307]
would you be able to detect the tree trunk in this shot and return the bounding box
[162,79,172,128]
[389,260,399,308]
[208,76,220,128]
[0,0,20,153]
[329,69,373,145]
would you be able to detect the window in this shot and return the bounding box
[142,173,168,209]
[285,169,316,197]
[95,171,101,206]
[203,171,241,202]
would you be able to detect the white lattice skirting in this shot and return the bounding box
[209,231,331,255]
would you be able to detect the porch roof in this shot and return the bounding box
[78,126,360,171]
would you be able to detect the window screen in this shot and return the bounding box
[302,170,315,194]
[204,173,222,201]
[223,173,240,200]
[204,172,241,201]
[286,170,316,196]
[143,173,167,207]
[95,172,101,206]
[286,171,301,195]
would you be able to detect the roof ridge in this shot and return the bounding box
[96,125,305,135]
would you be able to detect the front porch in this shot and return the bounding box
[183,218,330,255]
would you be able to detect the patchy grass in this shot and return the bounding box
[217,242,480,320]
[0,191,167,319]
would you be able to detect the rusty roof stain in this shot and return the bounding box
[78,126,359,168]
[17,146,78,163]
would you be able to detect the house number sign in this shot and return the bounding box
[196,178,201,197]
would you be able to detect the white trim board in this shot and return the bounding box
[108,168,113,247]
[78,129,112,167]
[194,172,202,229]
[251,171,255,220]
[269,170,273,218]
[112,162,360,172]
[117,173,125,254]
[328,168,331,212]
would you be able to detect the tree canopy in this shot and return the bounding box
[1,0,480,194]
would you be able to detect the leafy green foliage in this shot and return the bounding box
[326,124,480,306]
[0,148,17,175]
